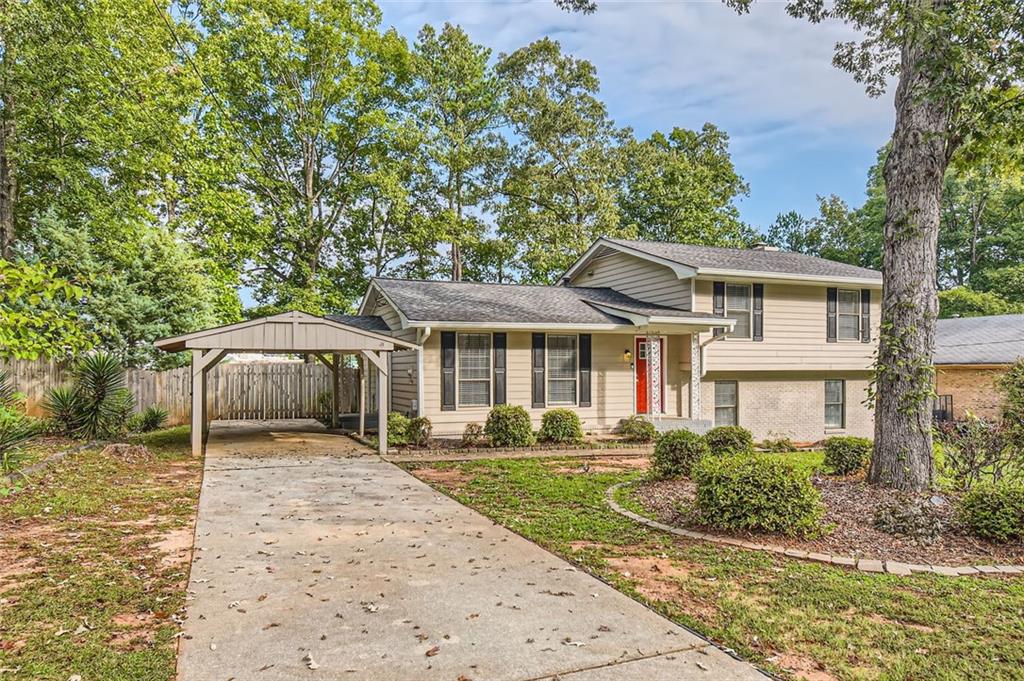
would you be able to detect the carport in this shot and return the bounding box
[154,311,418,456]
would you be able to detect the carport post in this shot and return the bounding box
[358,355,366,437]
[331,352,340,429]
[191,348,228,457]
[362,350,388,456]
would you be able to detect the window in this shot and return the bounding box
[547,334,578,405]
[714,381,738,426]
[457,333,491,407]
[726,283,752,338]
[837,289,860,340]
[825,379,845,428]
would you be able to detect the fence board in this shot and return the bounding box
[2,358,362,426]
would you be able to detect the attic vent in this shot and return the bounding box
[749,242,779,252]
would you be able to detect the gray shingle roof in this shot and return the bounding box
[371,278,718,325]
[605,238,882,281]
[935,315,1024,365]
[326,314,391,333]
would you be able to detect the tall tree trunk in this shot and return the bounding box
[0,92,15,261]
[868,14,953,492]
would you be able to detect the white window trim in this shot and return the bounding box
[714,380,739,427]
[825,379,846,429]
[456,332,492,409]
[836,289,861,342]
[546,333,579,406]
[724,283,753,340]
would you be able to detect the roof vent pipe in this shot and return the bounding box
[749,242,779,252]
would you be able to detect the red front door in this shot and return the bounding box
[635,337,664,414]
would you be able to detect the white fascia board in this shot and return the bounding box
[358,281,412,330]
[561,237,698,282]
[402,320,637,331]
[696,270,883,287]
[587,302,737,330]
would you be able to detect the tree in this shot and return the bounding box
[0,259,94,360]
[564,0,1024,491]
[618,124,755,246]
[938,288,1022,319]
[412,23,505,281]
[495,38,629,283]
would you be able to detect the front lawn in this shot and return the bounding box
[0,426,200,680]
[406,456,1024,681]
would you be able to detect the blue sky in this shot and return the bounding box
[378,0,896,232]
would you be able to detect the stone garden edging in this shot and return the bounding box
[605,482,1024,578]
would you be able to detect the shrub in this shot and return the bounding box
[539,408,584,444]
[619,415,656,443]
[138,405,169,433]
[958,481,1024,542]
[935,416,1019,490]
[760,437,796,453]
[873,498,945,545]
[386,411,410,447]
[462,422,487,447]
[691,454,824,537]
[823,436,873,475]
[651,429,710,479]
[41,386,80,436]
[484,405,535,447]
[407,416,433,447]
[997,358,1024,451]
[704,425,754,456]
[0,404,39,472]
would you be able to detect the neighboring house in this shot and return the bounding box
[354,237,882,443]
[934,314,1024,421]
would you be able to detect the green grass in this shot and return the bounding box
[0,426,200,680]
[406,456,1024,681]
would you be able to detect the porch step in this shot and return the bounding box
[644,417,713,434]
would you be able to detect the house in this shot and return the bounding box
[355,237,882,443]
[934,314,1024,421]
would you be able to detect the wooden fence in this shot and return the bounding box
[2,358,372,426]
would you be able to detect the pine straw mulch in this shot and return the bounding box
[631,476,1024,566]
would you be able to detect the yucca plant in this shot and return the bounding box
[72,353,132,439]
[138,405,169,432]
[0,372,39,473]
[41,385,81,436]
[0,369,16,408]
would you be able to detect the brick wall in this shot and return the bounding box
[935,366,1006,420]
[699,372,874,444]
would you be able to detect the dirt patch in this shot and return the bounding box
[410,468,473,487]
[0,549,37,594]
[606,555,695,602]
[632,477,1024,566]
[775,653,840,681]
[866,613,936,633]
[546,456,650,474]
[152,527,194,566]
[101,443,153,464]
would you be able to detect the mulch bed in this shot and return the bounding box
[632,476,1024,565]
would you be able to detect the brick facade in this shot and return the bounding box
[934,366,1007,421]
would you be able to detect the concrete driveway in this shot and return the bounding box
[178,420,765,680]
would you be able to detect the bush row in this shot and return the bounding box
[385,405,587,448]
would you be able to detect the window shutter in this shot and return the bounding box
[860,289,871,343]
[531,333,546,408]
[579,334,592,408]
[493,333,507,404]
[752,283,764,342]
[826,288,838,343]
[441,332,456,410]
[712,281,726,337]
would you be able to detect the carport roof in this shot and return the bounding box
[154,310,416,354]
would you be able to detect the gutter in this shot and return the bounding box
[699,333,728,377]
[416,326,431,416]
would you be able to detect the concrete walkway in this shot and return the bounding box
[178,420,765,680]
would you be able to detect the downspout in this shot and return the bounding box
[700,332,728,377]
[416,327,431,416]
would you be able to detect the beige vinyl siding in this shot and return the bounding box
[693,279,880,372]
[365,291,403,331]
[420,330,694,437]
[568,251,691,309]
[388,328,419,416]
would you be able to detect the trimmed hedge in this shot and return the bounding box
[824,436,873,475]
[691,454,824,537]
[387,411,410,447]
[704,425,754,456]
[651,429,710,479]
[619,415,657,443]
[484,405,535,447]
[958,481,1024,542]
[539,408,584,444]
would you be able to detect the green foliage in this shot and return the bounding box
[462,422,487,447]
[0,407,39,470]
[958,482,1024,543]
[386,412,411,447]
[935,416,1018,490]
[0,260,95,360]
[407,416,433,447]
[539,408,585,444]
[618,415,656,443]
[40,386,81,436]
[872,498,945,545]
[484,405,535,447]
[938,287,1022,319]
[691,454,824,537]
[823,436,873,475]
[137,406,169,434]
[997,359,1024,453]
[651,430,710,479]
[73,354,134,439]
[985,265,1024,304]
[704,425,754,456]
[759,437,796,453]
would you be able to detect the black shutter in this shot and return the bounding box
[860,289,871,343]
[493,333,507,404]
[579,334,592,408]
[531,333,546,408]
[826,288,838,343]
[752,283,764,342]
[712,281,726,337]
[441,332,456,411]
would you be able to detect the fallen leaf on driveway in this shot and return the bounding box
[303,653,319,670]
[425,646,440,657]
